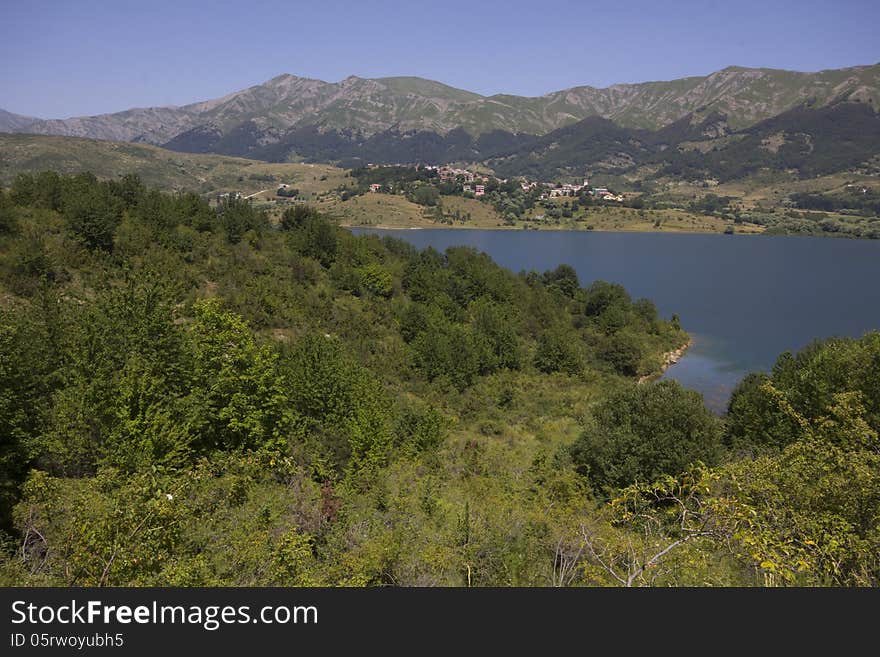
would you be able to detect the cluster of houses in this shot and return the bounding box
[543,180,623,202]
[432,166,488,195]
[546,180,589,197]
[363,163,624,202]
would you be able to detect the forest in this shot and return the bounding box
[0,171,877,586]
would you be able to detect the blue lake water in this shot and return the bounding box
[352,228,880,412]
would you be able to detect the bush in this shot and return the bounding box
[216,197,267,244]
[598,332,643,376]
[534,328,584,376]
[570,380,722,490]
[63,187,121,252]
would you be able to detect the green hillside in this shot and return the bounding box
[1,172,878,587]
[0,133,346,195]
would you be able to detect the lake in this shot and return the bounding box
[352,228,880,412]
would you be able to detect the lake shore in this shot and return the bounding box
[638,338,694,385]
[342,223,764,235]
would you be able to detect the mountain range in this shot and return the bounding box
[2,64,879,180]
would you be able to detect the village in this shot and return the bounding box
[365,164,625,202]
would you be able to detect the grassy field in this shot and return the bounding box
[333,192,760,234]
[663,170,880,210]
[325,192,429,227]
[522,203,763,234]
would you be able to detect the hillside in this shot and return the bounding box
[488,100,880,183]
[0,133,346,196]
[0,110,37,133]
[4,64,878,160]
[1,172,878,587]
[4,132,879,237]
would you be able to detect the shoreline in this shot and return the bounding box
[638,337,694,385]
[340,223,764,236]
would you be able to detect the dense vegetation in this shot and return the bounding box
[657,102,880,182]
[791,188,880,216]
[745,208,880,239]
[0,171,877,586]
[481,101,880,191]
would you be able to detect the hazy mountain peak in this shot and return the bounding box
[0,108,39,132]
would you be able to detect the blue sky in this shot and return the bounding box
[2,0,878,118]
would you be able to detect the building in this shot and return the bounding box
[475,185,486,197]
[440,167,475,183]
[369,183,382,193]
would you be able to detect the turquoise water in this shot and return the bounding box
[352,228,880,412]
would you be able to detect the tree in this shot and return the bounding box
[35,272,192,475]
[583,280,631,317]
[287,213,338,267]
[714,391,880,586]
[542,264,580,298]
[725,333,880,452]
[63,185,121,251]
[187,299,295,454]
[280,204,320,231]
[0,190,17,235]
[534,328,584,376]
[470,297,521,372]
[0,303,57,530]
[356,263,393,298]
[578,466,732,586]
[283,333,391,473]
[570,380,722,490]
[597,332,643,376]
[409,185,439,207]
[411,321,482,390]
[216,197,266,244]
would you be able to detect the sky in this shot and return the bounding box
[2,0,878,119]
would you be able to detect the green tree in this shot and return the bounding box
[283,333,391,473]
[188,299,295,454]
[63,185,121,251]
[534,327,584,376]
[287,214,338,267]
[409,185,440,207]
[356,262,393,298]
[598,332,643,376]
[714,391,880,586]
[542,264,580,298]
[216,196,266,244]
[0,190,17,235]
[570,380,722,490]
[470,297,521,372]
[583,280,631,317]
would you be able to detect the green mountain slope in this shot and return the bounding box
[5,64,878,150]
[0,133,343,193]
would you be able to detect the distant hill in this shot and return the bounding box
[4,63,878,159]
[654,101,880,181]
[0,109,38,133]
[487,100,880,182]
[0,133,343,193]
[4,97,878,189]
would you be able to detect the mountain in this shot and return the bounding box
[536,64,880,131]
[0,109,38,132]
[655,100,880,181]
[486,99,880,182]
[4,64,878,157]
